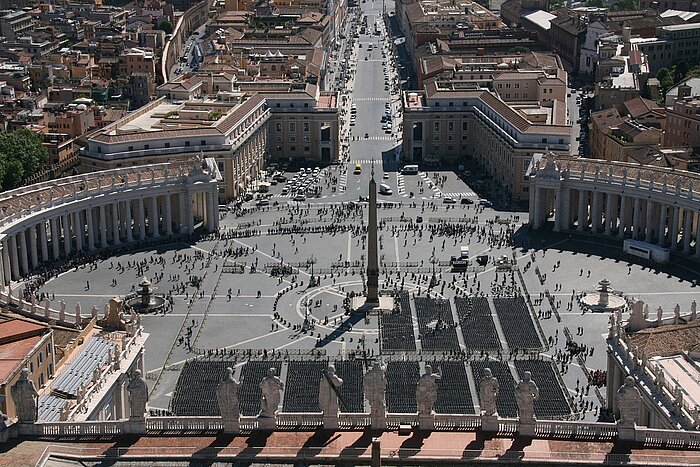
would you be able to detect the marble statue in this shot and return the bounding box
[216,367,241,430]
[319,364,344,416]
[11,368,38,423]
[363,364,387,415]
[479,367,500,417]
[259,367,283,418]
[515,371,539,422]
[91,305,99,319]
[616,376,641,426]
[416,365,441,415]
[127,369,148,419]
[30,295,36,313]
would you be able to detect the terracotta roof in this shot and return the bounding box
[0,334,43,382]
[623,96,664,119]
[0,319,46,344]
[630,320,700,357]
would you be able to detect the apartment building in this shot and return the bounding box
[401,81,570,201]
[664,97,700,148]
[636,23,700,73]
[0,10,35,41]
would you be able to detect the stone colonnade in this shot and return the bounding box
[529,155,700,258]
[0,160,220,285]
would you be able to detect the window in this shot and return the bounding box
[276,122,282,132]
[448,121,454,132]
[290,136,297,143]
[128,146,134,151]
[144,144,149,150]
[304,103,309,108]
[290,146,296,152]
[47,343,51,354]
[541,138,548,143]
[303,122,310,132]
[303,136,310,142]
[29,362,34,373]
[38,352,43,364]
[447,145,454,150]
[185,141,190,147]
[289,122,296,132]
[462,121,468,131]
[434,121,440,132]
[304,146,310,152]
[201,140,206,146]
[276,103,281,108]
[165,142,170,148]
[448,102,453,107]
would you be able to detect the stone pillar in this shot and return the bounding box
[50,218,60,260]
[150,196,160,238]
[657,204,667,246]
[86,207,96,251]
[618,195,627,238]
[577,190,587,231]
[125,200,133,242]
[632,198,641,240]
[645,200,654,242]
[138,198,146,239]
[528,181,536,224]
[18,231,29,276]
[683,209,693,253]
[99,205,108,248]
[671,206,680,249]
[2,240,11,284]
[28,226,38,269]
[62,214,71,256]
[164,195,173,236]
[206,191,217,232]
[604,193,613,235]
[9,234,19,280]
[695,212,700,259]
[590,191,601,232]
[112,203,121,245]
[533,187,544,229]
[186,192,194,234]
[39,222,48,263]
[73,211,83,252]
[178,192,186,233]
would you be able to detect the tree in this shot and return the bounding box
[656,67,674,93]
[673,60,690,84]
[0,129,48,192]
[158,20,173,35]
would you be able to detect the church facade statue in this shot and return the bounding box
[364,364,387,415]
[127,369,148,419]
[216,367,241,432]
[616,376,641,426]
[515,371,539,423]
[319,364,344,416]
[479,367,500,417]
[11,368,38,423]
[259,367,283,418]
[416,365,441,415]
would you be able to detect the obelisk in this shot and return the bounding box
[366,160,379,303]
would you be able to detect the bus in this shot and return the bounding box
[402,165,419,175]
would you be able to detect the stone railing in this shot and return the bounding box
[542,155,700,198]
[8,413,700,449]
[0,288,81,326]
[0,160,197,228]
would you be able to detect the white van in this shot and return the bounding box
[379,183,392,195]
[401,165,419,175]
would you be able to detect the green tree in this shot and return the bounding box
[656,67,674,93]
[616,0,637,9]
[673,60,690,84]
[158,20,173,35]
[0,129,48,191]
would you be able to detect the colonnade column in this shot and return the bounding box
[533,187,543,230]
[18,231,29,275]
[39,222,48,262]
[206,191,217,232]
[632,198,641,239]
[164,195,173,236]
[604,193,613,235]
[618,195,627,238]
[28,227,38,269]
[125,200,133,242]
[178,192,186,233]
[100,205,108,248]
[86,208,95,251]
[1,240,10,285]
[577,190,587,231]
[645,199,655,242]
[8,235,18,280]
[74,211,83,252]
[590,192,600,232]
[657,204,667,246]
[187,192,194,234]
[138,198,146,239]
[112,203,121,245]
[51,218,60,259]
[151,196,160,238]
[683,209,693,253]
[62,214,71,257]
[695,213,700,258]
[671,206,680,249]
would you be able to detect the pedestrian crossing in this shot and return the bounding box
[442,191,477,198]
[353,97,389,102]
[338,170,348,192]
[351,159,385,165]
[396,173,406,196]
[352,135,393,141]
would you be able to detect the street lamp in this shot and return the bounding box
[308,254,317,287]
[430,246,438,289]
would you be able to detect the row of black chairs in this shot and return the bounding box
[493,297,542,350]
[171,360,239,416]
[334,360,365,413]
[414,296,460,350]
[283,360,327,412]
[380,291,416,351]
[515,360,572,419]
[386,361,420,413]
[428,360,475,414]
[454,297,502,350]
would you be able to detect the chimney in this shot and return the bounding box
[678,84,692,99]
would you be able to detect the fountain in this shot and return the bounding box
[580,278,627,312]
[125,277,166,313]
